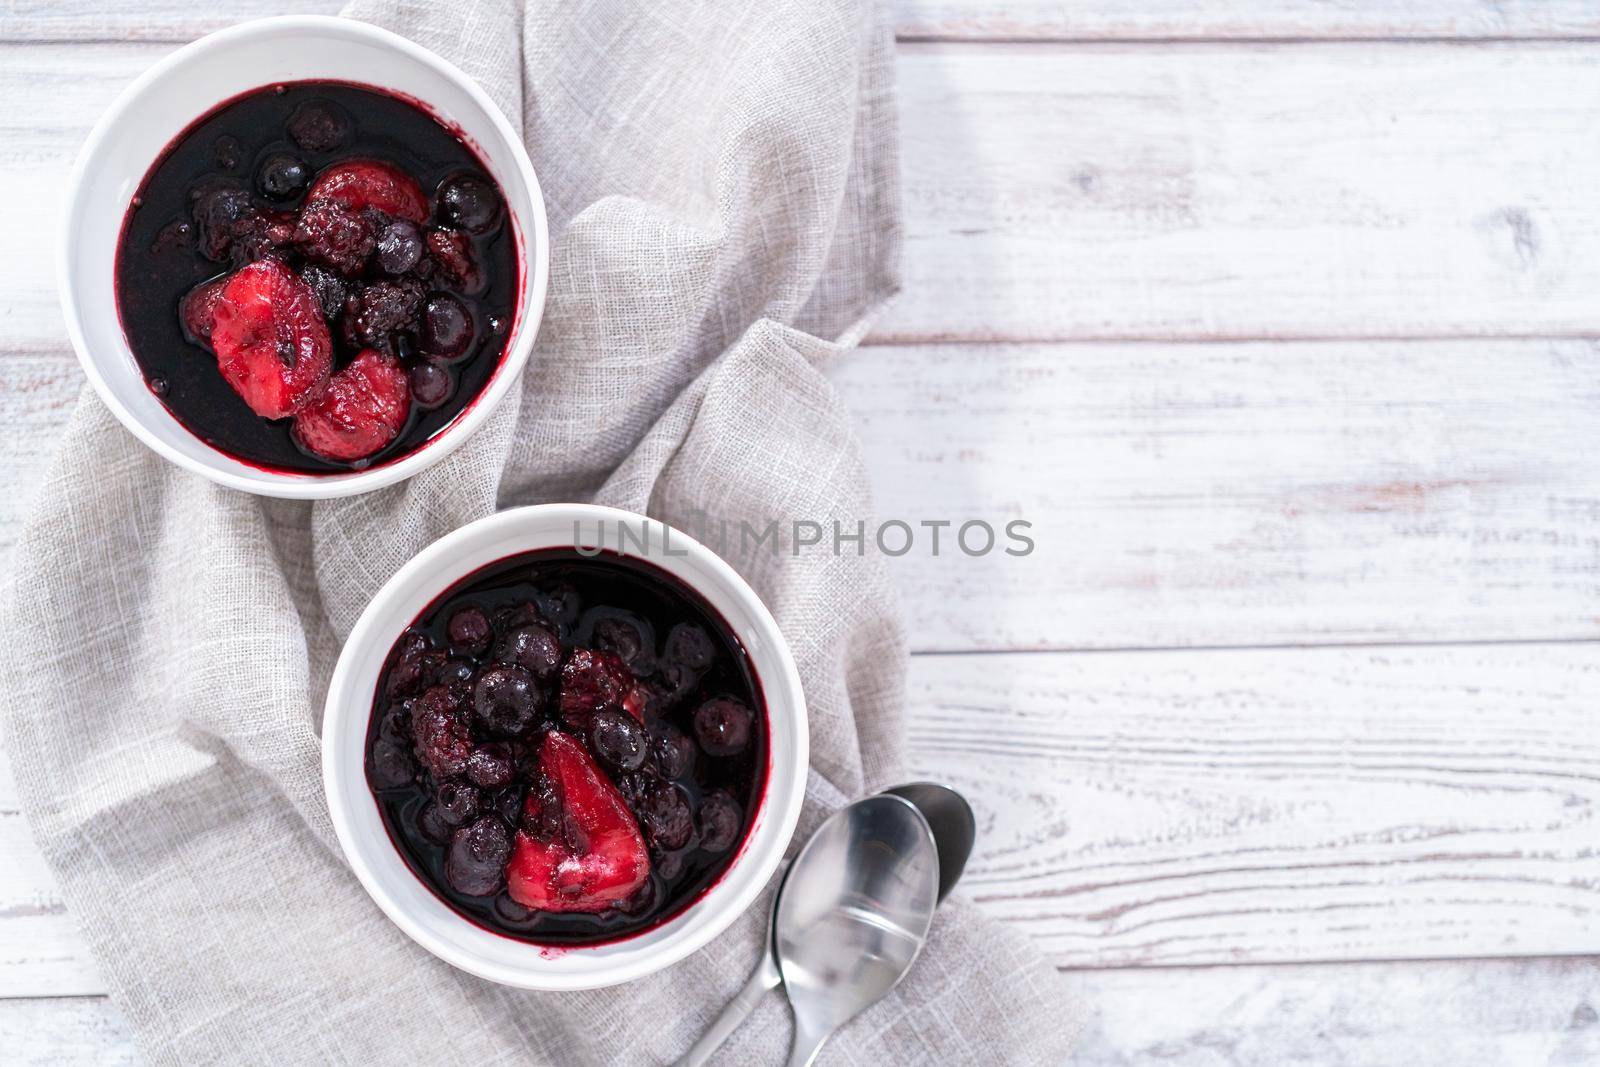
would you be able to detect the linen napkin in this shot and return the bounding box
[3,1,1082,1062]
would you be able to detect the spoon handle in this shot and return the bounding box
[675,947,781,1067]
[785,1017,836,1067]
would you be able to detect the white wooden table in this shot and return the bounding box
[5,3,1600,1063]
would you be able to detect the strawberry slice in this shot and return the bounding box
[291,348,411,462]
[305,159,428,225]
[505,732,650,913]
[179,276,230,347]
[210,259,333,418]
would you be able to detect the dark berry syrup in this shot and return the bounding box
[115,82,519,473]
[366,550,769,946]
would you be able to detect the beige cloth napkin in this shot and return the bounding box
[3,1,1081,1062]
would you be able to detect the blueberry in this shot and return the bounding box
[616,771,652,807]
[588,708,648,773]
[376,219,424,274]
[540,583,582,628]
[287,100,351,151]
[447,606,493,657]
[593,617,651,670]
[445,815,511,896]
[408,361,453,410]
[439,658,476,687]
[654,848,685,881]
[650,661,699,712]
[465,743,515,789]
[696,791,742,853]
[649,722,696,780]
[472,664,541,738]
[377,704,412,746]
[618,876,658,915]
[436,173,501,234]
[489,783,526,825]
[493,892,533,923]
[417,802,454,845]
[256,153,309,200]
[368,740,416,789]
[418,293,473,360]
[435,780,481,827]
[639,781,694,851]
[693,697,754,757]
[494,623,562,683]
[664,623,715,671]
[213,135,243,170]
[493,600,544,632]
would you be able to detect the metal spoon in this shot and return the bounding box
[775,793,939,1067]
[675,785,973,1067]
[884,782,975,904]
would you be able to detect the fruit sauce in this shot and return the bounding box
[115,81,518,472]
[365,550,768,946]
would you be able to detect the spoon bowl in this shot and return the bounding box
[775,794,939,1067]
[675,783,975,1067]
[885,781,976,904]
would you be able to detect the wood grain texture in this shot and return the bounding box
[830,339,1600,651]
[894,1,1600,42]
[880,41,1600,343]
[7,41,1600,349]
[906,644,1600,967]
[3,337,1597,653]
[4,0,1598,44]
[2,337,1598,651]
[3,642,1597,996]
[8,955,1600,1065]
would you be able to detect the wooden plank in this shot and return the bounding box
[7,41,1600,348]
[3,641,1597,994]
[831,339,1600,651]
[3,0,1598,44]
[0,999,138,1066]
[7,954,1600,1064]
[0,1,341,42]
[2,337,1598,652]
[894,1,1600,42]
[880,41,1600,343]
[0,761,104,997]
[903,644,1600,967]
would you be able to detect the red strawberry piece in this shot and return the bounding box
[179,276,230,347]
[559,648,643,731]
[210,259,333,419]
[305,159,429,225]
[291,348,411,463]
[505,732,650,913]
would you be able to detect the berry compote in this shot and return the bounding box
[365,550,768,945]
[115,82,518,472]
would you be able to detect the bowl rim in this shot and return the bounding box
[56,14,551,499]
[321,503,810,989]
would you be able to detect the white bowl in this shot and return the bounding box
[58,16,550,498]
[322,505,809,989]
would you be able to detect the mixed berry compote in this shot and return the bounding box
[365,550,768,945]
[115,82,519,472]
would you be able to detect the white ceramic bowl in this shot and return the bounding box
[322,505,809,989]
[58,16,550,498]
